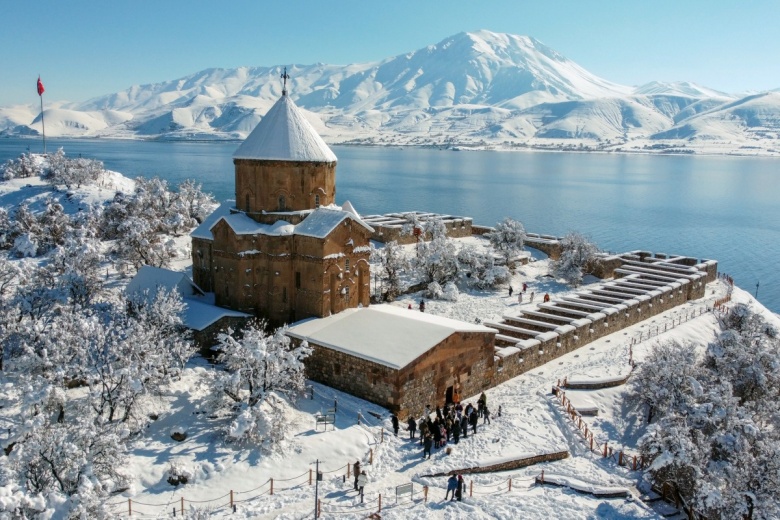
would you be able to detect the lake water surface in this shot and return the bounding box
[1,137,777,313]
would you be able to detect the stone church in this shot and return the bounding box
[191,78,373,326]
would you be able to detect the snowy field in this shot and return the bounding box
[97,256,754,519]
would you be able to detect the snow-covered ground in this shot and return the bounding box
[99,252,755,519]
[1,165,774,518]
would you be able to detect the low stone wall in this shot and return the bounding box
[423,450,570,477]
[563,375,630,390]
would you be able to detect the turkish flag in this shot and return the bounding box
[37,76,45,96]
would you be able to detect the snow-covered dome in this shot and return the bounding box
[233,94,337,163]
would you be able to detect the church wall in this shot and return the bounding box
[192,237,214,292]
[234,159,336,217]
[298,329,495,420]
[395,331,495,419]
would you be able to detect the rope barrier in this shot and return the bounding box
[233,479,270,494]
[274,470,310,482]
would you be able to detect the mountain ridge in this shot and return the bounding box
[2,30,779,156]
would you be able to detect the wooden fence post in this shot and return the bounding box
[347,462,350,478]
[378,493,382,513]
[180,497,184,517]
[541,470,544,484]
[603,443,608,458]
[424,485,428,503]
[633,456,637,471]
[309,468,312,485]
[230,490,234,509]
[270,478,274,495]
[370,448,374,465]
[128,499,132,516]
[381,428,384,443]
[469,480,473,497]
[619,451,623,466]
[508,478,512,491]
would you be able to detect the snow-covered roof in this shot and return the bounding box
[193,203,371,241]
[182,297,251,331]
[294,207,373,239]
[233,95,337,163]
[191,201,234,240]
[287,305,495,370]
[125,265,200,298]
[125,267,249,331]
[218,212,296,236]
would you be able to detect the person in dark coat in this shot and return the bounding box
[353,460,361,490]
[460,415,469,439]
[419,420,428,444]
[452,418,460,444]
[407,416,417,440]
[469,408,478,434]
[508,286,513,297]
[423,434,433,459]
[483,406,491,425]
[391,414,399,436]
[436,405,443,421]
[432,419,442,448]
[456,474,464,501]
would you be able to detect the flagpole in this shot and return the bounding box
[39,87,46,155]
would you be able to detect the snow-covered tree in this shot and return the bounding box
[412,217,459,285]
[370,240,408,301]
[457,244,510,289]
[44,148,104,189]
[485,217,526,265]
[1,152,41,180]
[551,231,600,287]
[631,307,780,520]
[210,322,311,446]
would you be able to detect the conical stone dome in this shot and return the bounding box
[233,95,337,163]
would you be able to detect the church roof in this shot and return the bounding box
[233,95,337,163]
[287,305,496,370]
[294,207,373,239]
[192,203,373,241]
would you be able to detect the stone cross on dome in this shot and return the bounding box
[281,67,290,96]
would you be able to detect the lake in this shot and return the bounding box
[1,137,778,313]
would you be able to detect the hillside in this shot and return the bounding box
[2,30,779,155]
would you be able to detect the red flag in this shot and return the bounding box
[37,76,45,96]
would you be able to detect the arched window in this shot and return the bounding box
[345,258,350,272]
[278,195,286,211]
[344,286,349,301]
[315,194,320,208]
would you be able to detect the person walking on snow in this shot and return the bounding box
[391,414,399,436]
[522,282,528,292]
[469,408,478,434]
[407,416,417,440]
[483,406,491,425]
[423,434,433,459]
[456,475,464,501]
[544,293,551,303]
[353,460,361,490]
[530,292,535,303]
[357,471,368,498]
[518,292,523,304]
[508,286,513,297]
[445,475,458,500]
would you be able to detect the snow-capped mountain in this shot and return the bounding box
[2,30,779,155]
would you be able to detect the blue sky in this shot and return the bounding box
[1,0,778,106]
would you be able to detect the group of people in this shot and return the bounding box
[510,283,550,305]
[403,393,494,460]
